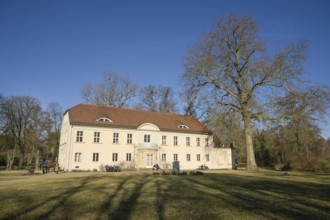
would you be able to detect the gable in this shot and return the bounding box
[137,123,160,131]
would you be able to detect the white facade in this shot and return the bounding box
[59,108,234,171]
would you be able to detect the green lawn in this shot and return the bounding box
[0,170,329,219]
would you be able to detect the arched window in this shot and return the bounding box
[178,125,189,129]
[96,117,112,122]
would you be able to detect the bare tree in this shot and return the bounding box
[138,85,158,112]
[182,14,307,171]
[138,85,178,113]
[273,86,330,161]
[158,86,177,113]
[81,71,138,108]
[44,102,63,161]
[0,96,41,170]
[181,87,209,119]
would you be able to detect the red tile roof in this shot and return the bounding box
[67,104,210,134]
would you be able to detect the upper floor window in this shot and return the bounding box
[96,117,112,122]
[127,134,133,144]
[113,133,119,144]
[205,138,209,147]
[94,132,100,143]
[174,136,178,146]
[76,131,83,142]
[196,138,200,147]
[178,125,189,129]
[162,136,167,145]
[144,134,150,143]
[186,137,190,146]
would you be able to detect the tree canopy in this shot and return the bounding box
[182,14,325,171]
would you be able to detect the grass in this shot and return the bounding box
[0,170,329,220]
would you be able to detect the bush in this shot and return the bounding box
[287,155,330,172]
[189,171,204,175]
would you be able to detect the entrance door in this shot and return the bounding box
[147,154,153,168]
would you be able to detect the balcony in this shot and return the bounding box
[135,143,159,150]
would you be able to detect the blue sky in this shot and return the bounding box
[0,0,329,137]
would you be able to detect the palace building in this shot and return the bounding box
[58,104,234,171]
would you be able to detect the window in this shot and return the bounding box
[196,138,200,147]
[206,154,209,161]
[162,153,166,162]
[186,154,191,162]
[112,153,118,162]
[178,125,189,129]
[93,153,99,162]
[174,136,178,146]
[127,134,132,144]
[126,153,131,161]
[197,154,200,162]
[162,136,166,145]
[205,138,209,147]
[144,134,150,143]
[186,137,190,146]
[76,131,83,142]
[113,133,119,143]
[174,154,178,161]
[75,153,81,162]
[96,117,112,122]
[94,132,100,143]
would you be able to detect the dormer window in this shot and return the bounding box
[96,117,112,122]
[178,125,189,129]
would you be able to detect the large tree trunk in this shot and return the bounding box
[243,111,258,172]
[6,150,13,171]
[35,150,40,170]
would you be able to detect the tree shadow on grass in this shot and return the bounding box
[94,175,133,219]
[186,173,330,219]
[106,175,150,220]
[7,175,97,219]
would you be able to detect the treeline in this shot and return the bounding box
[207,104,330,172]
[0,95,62,170]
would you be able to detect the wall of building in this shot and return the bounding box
[58,114,233,171]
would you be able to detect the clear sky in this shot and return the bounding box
[0,0,329,137]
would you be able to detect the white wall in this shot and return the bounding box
[58,117,233,171]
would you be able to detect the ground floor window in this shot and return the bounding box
[113,153,118,162]
[197,154,200,162]
[126,153,131,161]
[75,152,81,162]
[93,153,99,162]
[206,154,209,161]
[162,153,166,162]
[186,154,191,162]
[174,153,178,161]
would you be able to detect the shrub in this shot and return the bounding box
[189,171,204,175]
[287,155,330,172]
